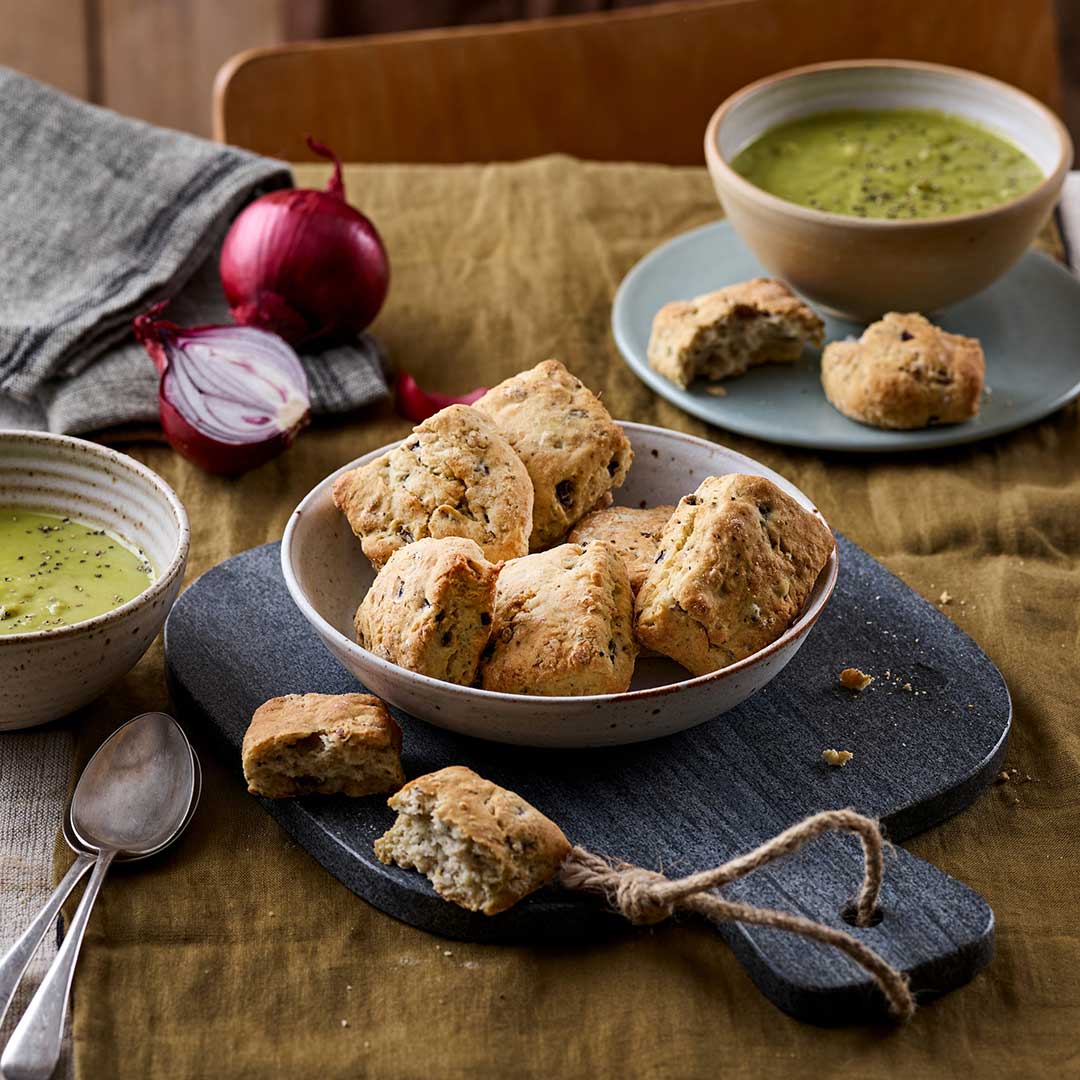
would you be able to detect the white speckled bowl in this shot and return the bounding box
[0,431,189,730]
[282,422,837,748]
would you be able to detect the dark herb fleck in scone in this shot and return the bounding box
[821,312,985,429]
[648,278,824,388]
[474,360,632,550]
[242,693,404,798]
[567,504,675,594]
[354,537,499,686]
[480,542,636,695]
[374,766,571,915]
[635,474,834,675]
[332,404,533,569]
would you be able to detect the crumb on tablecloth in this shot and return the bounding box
[839,667,874,690]
[822,748,854,767]
[939,590,953,605]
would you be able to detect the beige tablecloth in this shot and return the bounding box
[18,157,1080,1078]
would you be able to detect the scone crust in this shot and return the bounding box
[821,312,986,429]
[648,278,825,388]
[635,474,834,675]
[242,693,404,797]
[332,404,533,568]
[567,504,675,594]
[474,360,632,550]
[376,765,571,915]
[480,542,637,696]
[354,537,499,685]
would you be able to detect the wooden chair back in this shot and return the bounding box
[214,0,1062,164]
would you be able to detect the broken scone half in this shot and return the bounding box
[635,474,834,675]
[374,766,571,915]
[355,537,499,686]
[647,278,824,388]
[242,693,404,798]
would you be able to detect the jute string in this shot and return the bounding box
[559,808,915,1022]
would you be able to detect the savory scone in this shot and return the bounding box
[374,766,570,915]
[473,360,632,550]
[354,537,499,686]
[821,312,985,429]
[242,693,404,798]
[332,404,533,569]
[635,474,834,675]
[567,504,675,594]
[648,278,824,388]
[480,542,636,696]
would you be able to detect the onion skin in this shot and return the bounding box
[219,138,390,346]
[395,371,488,423]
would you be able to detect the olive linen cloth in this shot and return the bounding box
[55,157,1078,1079]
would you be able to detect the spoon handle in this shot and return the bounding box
[0,853,94,1031]
[1,850,115,1080]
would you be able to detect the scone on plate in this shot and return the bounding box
[355,537,499,686]
[635,474,834,676]
[821,312,985,429]
[332,404,533,569]
[648,278,824,388]
[567,504,675,594]
[242,693,404,798]
[480,543,636,696]
[474,360,632,550]
[374,766,570,915]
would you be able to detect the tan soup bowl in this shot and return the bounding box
[705,60,1072,321]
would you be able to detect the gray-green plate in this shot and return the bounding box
[612,220,1080,452]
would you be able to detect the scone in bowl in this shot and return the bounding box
[705,60,1072,321]
[281,423,837,748]
[0,431,189,730]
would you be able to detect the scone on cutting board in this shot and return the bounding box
[821,312,985,429]
[355,537,499,686]
[635,474,834,675]
[567,504,675,594]
[242,693,404,798]
[375,766,570,914]
[332,404,533,568]
[648,278,824,388]
[474,360,632,550]
[480,542,637,695]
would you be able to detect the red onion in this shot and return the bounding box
[219,137,389,347]
[134,304,310,476]
[395,371,488,423]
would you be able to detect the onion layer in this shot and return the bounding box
[219,137,390,346]
[134,304,311,476]
[395,371,488,423]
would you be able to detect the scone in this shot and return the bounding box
[355,537,498,686]
[821,312,985,429]
[374,766,570,915]
[332,404,533,569]
[567,504,675,594]
[242,693,404,798]
[474,360,632,549]
[480,542,636,696]
[648,278,825,388]
[635,474,834,675]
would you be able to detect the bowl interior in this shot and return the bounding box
[715,63,1067,178]
[0,431,187,611]
[285,422,837,697]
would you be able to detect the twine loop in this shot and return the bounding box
[559,808,914,1022]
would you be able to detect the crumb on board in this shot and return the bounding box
[704,384,728,396]
[839,667,874,691]
[939,590,952,605]
[822,748,854,767]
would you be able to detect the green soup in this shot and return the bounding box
[0,509,154,635]
[731,108,1044,219]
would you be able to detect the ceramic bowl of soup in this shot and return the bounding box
[0,431,189,730]
[705,60,1072,320]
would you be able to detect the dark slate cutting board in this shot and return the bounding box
[164,537,1010,1026]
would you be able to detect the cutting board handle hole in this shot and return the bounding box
[841,902,884,928]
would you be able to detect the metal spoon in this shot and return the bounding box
[0,712,198,1080]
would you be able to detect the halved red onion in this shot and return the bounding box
[134,304,310,476]
[395,371,488,423]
